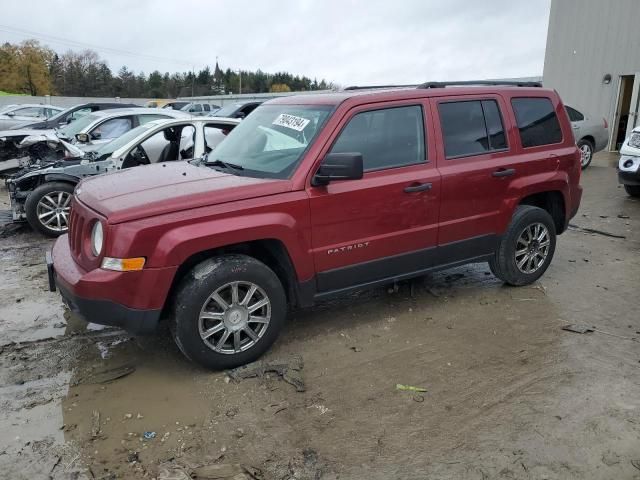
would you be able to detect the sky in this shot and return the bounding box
[0,0,551,86]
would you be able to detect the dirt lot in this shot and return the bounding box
[0,151,639,480]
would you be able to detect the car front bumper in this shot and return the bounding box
[48,236,172,334]
[618,169,640,186]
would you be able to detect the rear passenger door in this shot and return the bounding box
[433,95,518,257]
[308,102,440,293]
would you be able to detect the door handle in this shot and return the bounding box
[572,125,580,129]
[404,182,432,193]
[492,168,516,178]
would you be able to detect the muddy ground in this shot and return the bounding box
[0,151,639,480]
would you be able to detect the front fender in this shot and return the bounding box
[110,206,313,282]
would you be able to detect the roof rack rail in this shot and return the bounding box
[343,84,417,91]
[417,80,543,89]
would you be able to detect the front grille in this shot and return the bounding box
[68,208,83,257]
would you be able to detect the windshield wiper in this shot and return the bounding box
[205,158,244,171]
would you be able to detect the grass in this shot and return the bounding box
[0,91,26,96]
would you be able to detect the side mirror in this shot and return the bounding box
[6,111,15,117]
[75,133,90,143]
[312,153,363,186]
[235,112,246,119]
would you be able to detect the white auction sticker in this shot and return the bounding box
[272,113,310,131]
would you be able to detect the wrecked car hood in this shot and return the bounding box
[76,161,292,224]
[0,127,55,139]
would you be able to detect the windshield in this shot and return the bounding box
[91,121,162,158]
[0,104,18,115]
[57,113,100,138]
[207,104,332,179]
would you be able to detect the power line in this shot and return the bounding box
[0,23,207,69]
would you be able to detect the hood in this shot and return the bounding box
[620,127,640,156]
[76,161,292,224]
[13,119,51,130]
[0,127,55,139]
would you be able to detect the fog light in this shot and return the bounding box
[624,159,634,168]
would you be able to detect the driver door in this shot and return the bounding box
[307,102,440,294]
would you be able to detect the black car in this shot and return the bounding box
[15,102,139,130]
[209,101,262,119]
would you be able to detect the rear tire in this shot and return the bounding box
[171,254,287,370]
[489,205,557,286]
[24,181,75,237]
[577,139,594,169]
[624,184,640,197]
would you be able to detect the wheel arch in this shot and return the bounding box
[518,190,566,234]
[164,238,305,315]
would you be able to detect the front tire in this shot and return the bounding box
[624,184,640,197]
[577,139,594,169]
[24,181,75,237]
[489,206,557,286]
[171,254,287,370]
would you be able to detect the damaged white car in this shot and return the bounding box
[618,126,640,197]
[0,107,188,176]
[6,117,240,236]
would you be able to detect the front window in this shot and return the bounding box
[57,113,101,138]
[91,122,160,159]
[207,104,332,178]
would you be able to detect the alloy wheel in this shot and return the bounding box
[580,144,592,167]
[36,191,72,232]
[198,281,271,354]
[514,223,551,274]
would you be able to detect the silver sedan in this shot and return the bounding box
[565,105,609,169]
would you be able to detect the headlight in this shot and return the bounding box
[91,221,103,256]
[629,133,640,149]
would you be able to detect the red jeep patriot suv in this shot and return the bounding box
[47,81,582,369]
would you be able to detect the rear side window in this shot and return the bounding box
[438,100,507,158]
[565,106,584,122]
[330,105,426,171]
[511,98,562,148]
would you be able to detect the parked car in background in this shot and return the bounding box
[0,108,189,175]
[0,104,64,130]
[145,99,173,108]
[47,82,582,369]
[617,126,640,197]
[7,116,239,236]
[0,102,139,164]
[16,102,139,130]
[565,105,608,169]
[209,101,262,119]
[161,101,190,110]
[180,102,221,116]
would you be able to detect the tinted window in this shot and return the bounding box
[512,98,562,148]
[439,100,508,158]
[565,106,584,122]
[330,105,425,171]
[482,100,507,150]
[203,104,210,112]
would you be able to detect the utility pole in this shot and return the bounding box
[191,66,195,97]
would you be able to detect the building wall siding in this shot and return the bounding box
[543,0,640,146]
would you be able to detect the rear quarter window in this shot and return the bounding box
[511,97,563,148]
